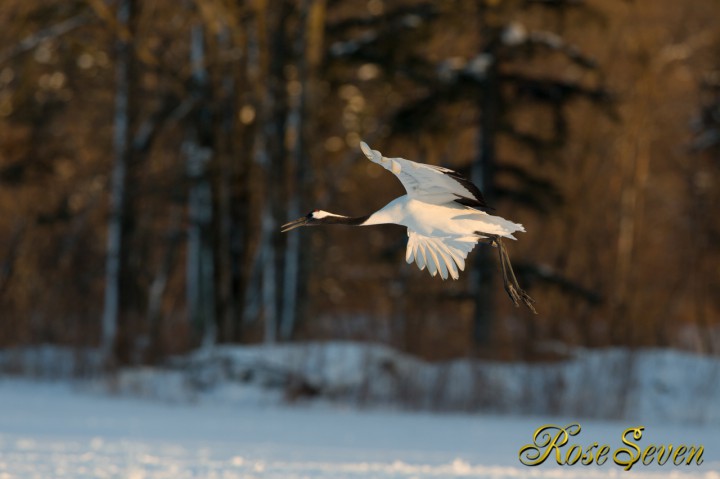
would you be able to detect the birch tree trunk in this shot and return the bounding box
[280,0,325,341]
[185,24,216,348]
[253,0,290,344]
[101,0,134,362]
[241,3,266,331]
[247,0,279,343]
[281,57,303,341]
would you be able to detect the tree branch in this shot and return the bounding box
[0,14,91,66]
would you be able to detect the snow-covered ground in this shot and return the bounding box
[102,343,720,423]
[0,379,718,479]
[3,343,720,422]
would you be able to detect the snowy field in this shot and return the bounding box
[0,379,718,479]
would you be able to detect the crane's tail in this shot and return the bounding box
[493,237,537,314]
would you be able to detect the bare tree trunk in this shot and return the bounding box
[215,26,239,343]
[280,11,303,341]
[242,236,263,325]
[261,210,278,344]
[281,195,300,342]
[249,1,280,344]
[611,47,655,345]
[686,165,714,353]
[254,0,290,344]
[613,135,649,321]
[146,208,182,358]
[281,0,325,341]
[242,14,281,343]
[185,24,216,349]
[0,224,25,301]
[472,18,500,347]
[101,0,134,362]
[240,4,266,331]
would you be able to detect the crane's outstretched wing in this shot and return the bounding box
[360,141,489,209]
[405,230,478,280]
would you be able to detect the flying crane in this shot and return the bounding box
[282,142,536,313]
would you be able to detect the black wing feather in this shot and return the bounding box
[443,170,493,210]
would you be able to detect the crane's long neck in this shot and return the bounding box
[316,206,398,226]
[318,212,372,226]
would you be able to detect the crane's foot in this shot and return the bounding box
[492,236,538,314]
[502,277,537,314]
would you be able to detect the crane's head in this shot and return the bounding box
[281,210,338,232]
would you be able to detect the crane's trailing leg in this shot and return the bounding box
[487,235,537,314]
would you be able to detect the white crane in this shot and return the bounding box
[282,142,536,313]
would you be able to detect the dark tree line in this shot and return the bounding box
[0,0,718,364]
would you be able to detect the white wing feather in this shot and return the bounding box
[360,141,484,207]
[405,230,478,280]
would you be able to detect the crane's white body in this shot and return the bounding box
[355,142,525,280]
[283,142,534,307]
[364,195,523,239]
[329,195,524,281]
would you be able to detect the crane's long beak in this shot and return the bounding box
[281,216,308,232]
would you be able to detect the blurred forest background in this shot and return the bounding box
[0,0,718,366]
